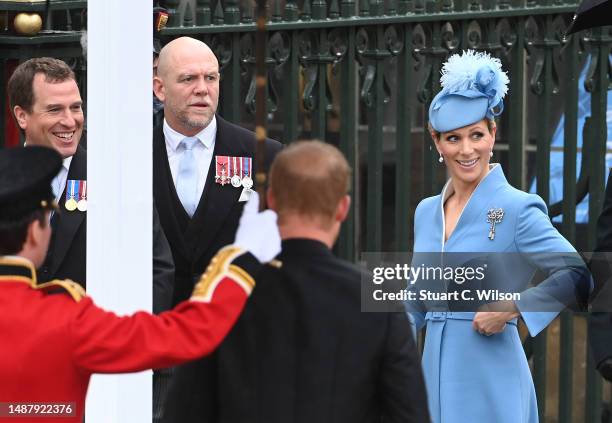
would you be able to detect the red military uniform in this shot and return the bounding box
[0,245,259,422]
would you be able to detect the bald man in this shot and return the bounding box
[153,36,282,306]
[152,37,282,420]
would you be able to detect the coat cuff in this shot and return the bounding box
[190,246,260,302]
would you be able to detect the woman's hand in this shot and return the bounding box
[472,301,520,336]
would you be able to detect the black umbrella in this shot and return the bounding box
[566,0,612,34]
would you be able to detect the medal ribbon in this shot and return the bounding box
[215,156,225,180]
[79,181,87,201]
[66,180,77,202]
[243,157,251,178]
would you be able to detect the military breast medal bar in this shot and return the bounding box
[215,156,254,190]
[65,180,78,211]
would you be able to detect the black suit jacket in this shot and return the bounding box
[153,115,282,305]
[40,145,87,285]
[164,239,430,423]
[589,169,612,367]
[37,145,176,314]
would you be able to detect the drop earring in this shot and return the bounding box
[438,154,444,163]
[489,150,493,158]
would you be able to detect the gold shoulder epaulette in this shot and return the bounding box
[35,279,86,302]
[192,246,254,302]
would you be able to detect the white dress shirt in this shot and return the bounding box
[163,116,217,205]
[25,141,72,203]
[51,156,73,203]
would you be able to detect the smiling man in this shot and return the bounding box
[13,69,83,157]
[8,58,87,285]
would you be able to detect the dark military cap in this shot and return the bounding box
[153,7,169,54]
[0,146,61,221]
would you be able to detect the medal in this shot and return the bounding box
[65,198,77,211]
[77,180,87,212]
[486,208,504,240]
[242,175,253,190]
[215,156,229,185]
[65,180,78,211]
[231,175,242,187]
[220,156,229,186]
[242,157,253,190]
[231,156,242,188]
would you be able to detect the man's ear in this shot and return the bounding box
[13,106,28,130]
[153,77,165,102]
[23,218,42,251]
[22,213,51,267]
[335,195,351,223]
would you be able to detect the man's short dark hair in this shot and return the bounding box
[0,210,47,256]
[7,57,76,113]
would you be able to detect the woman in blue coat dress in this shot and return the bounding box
[410,50,589,423]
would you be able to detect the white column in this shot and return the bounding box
[85,1,152,422]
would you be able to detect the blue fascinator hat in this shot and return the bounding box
[429,50,509,133]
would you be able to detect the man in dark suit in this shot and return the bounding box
[7,57,175,312]
[164,141,430,423]
[8,58,88,285]
[589,169,612,381]
[152,36,282,306]
[152,36,281,422]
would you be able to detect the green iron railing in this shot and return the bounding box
[1,1,611,421]
[160,3,612,421]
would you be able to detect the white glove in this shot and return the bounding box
[234,192,281,263]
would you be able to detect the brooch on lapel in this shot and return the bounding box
[215,156,253,190]
[65,179,87,212]
[486,208,504,241]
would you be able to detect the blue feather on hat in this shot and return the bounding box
[429,50,510,133]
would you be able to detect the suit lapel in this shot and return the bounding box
[49,146,87,276]
[186,117,249,257]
